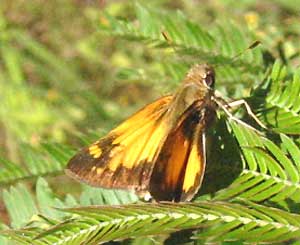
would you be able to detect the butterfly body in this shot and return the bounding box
[66,64,217,202]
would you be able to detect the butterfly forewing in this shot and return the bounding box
[66,96,173,192]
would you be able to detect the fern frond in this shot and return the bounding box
[36,178,77,219]
[80,185,138,205]
[0,143,74,185]
[2,180,74,229]
[99,4,263,72]
[7,201,299,244]
[214,121,300,206]
[2,177,138,232]
[0,222,14,245]
[1,227,42,245]
[2,183,39,229]
[252,61,300,134]
[0,157,28,185]
[1,179,139,244]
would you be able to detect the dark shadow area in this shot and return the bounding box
[164,229,195,245]
[197,116,243,197]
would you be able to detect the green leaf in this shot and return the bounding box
[80,185,138,205]
[99,3,263,83]
[0,143,74,186]
[215,121,300,204]
[0,157,28,185]
[36,177,76,219]
[252,61,300,134]
[11,201,300,244]
[2,183,38,229]
[0,223,15,245]
[2,178,78,231]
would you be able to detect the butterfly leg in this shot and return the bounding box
[226,99,267,129]
[213,90,266,130]
[212,96,265,134]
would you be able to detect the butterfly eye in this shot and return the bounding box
[204,72,215,88]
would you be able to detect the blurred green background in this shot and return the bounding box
[1,0,300,233]
[1,0,299,159]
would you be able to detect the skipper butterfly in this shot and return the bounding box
[66,64,230,202]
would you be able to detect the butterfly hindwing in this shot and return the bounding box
[149,102,212,202]
[65,96,173,192]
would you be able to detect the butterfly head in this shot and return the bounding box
[186,64,215,89]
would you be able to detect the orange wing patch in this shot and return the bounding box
[66,96,173,192]
[149,103,207,202]
[89,144,102,158]
[181,124,205,201]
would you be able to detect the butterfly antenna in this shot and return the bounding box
[161,31,191,66]
[161,31,176,50]
[231,40,261,63]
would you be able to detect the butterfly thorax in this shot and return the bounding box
[165,64,216,128]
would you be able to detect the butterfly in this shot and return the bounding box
[66,64,223,202]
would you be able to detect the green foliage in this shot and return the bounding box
[1,1,300,244]
[0,143,74,185]
[214,121,300,207]
[3,183,38,229]
[3,201,300,244]
[251,61,300,134]
[99,3,263,92]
